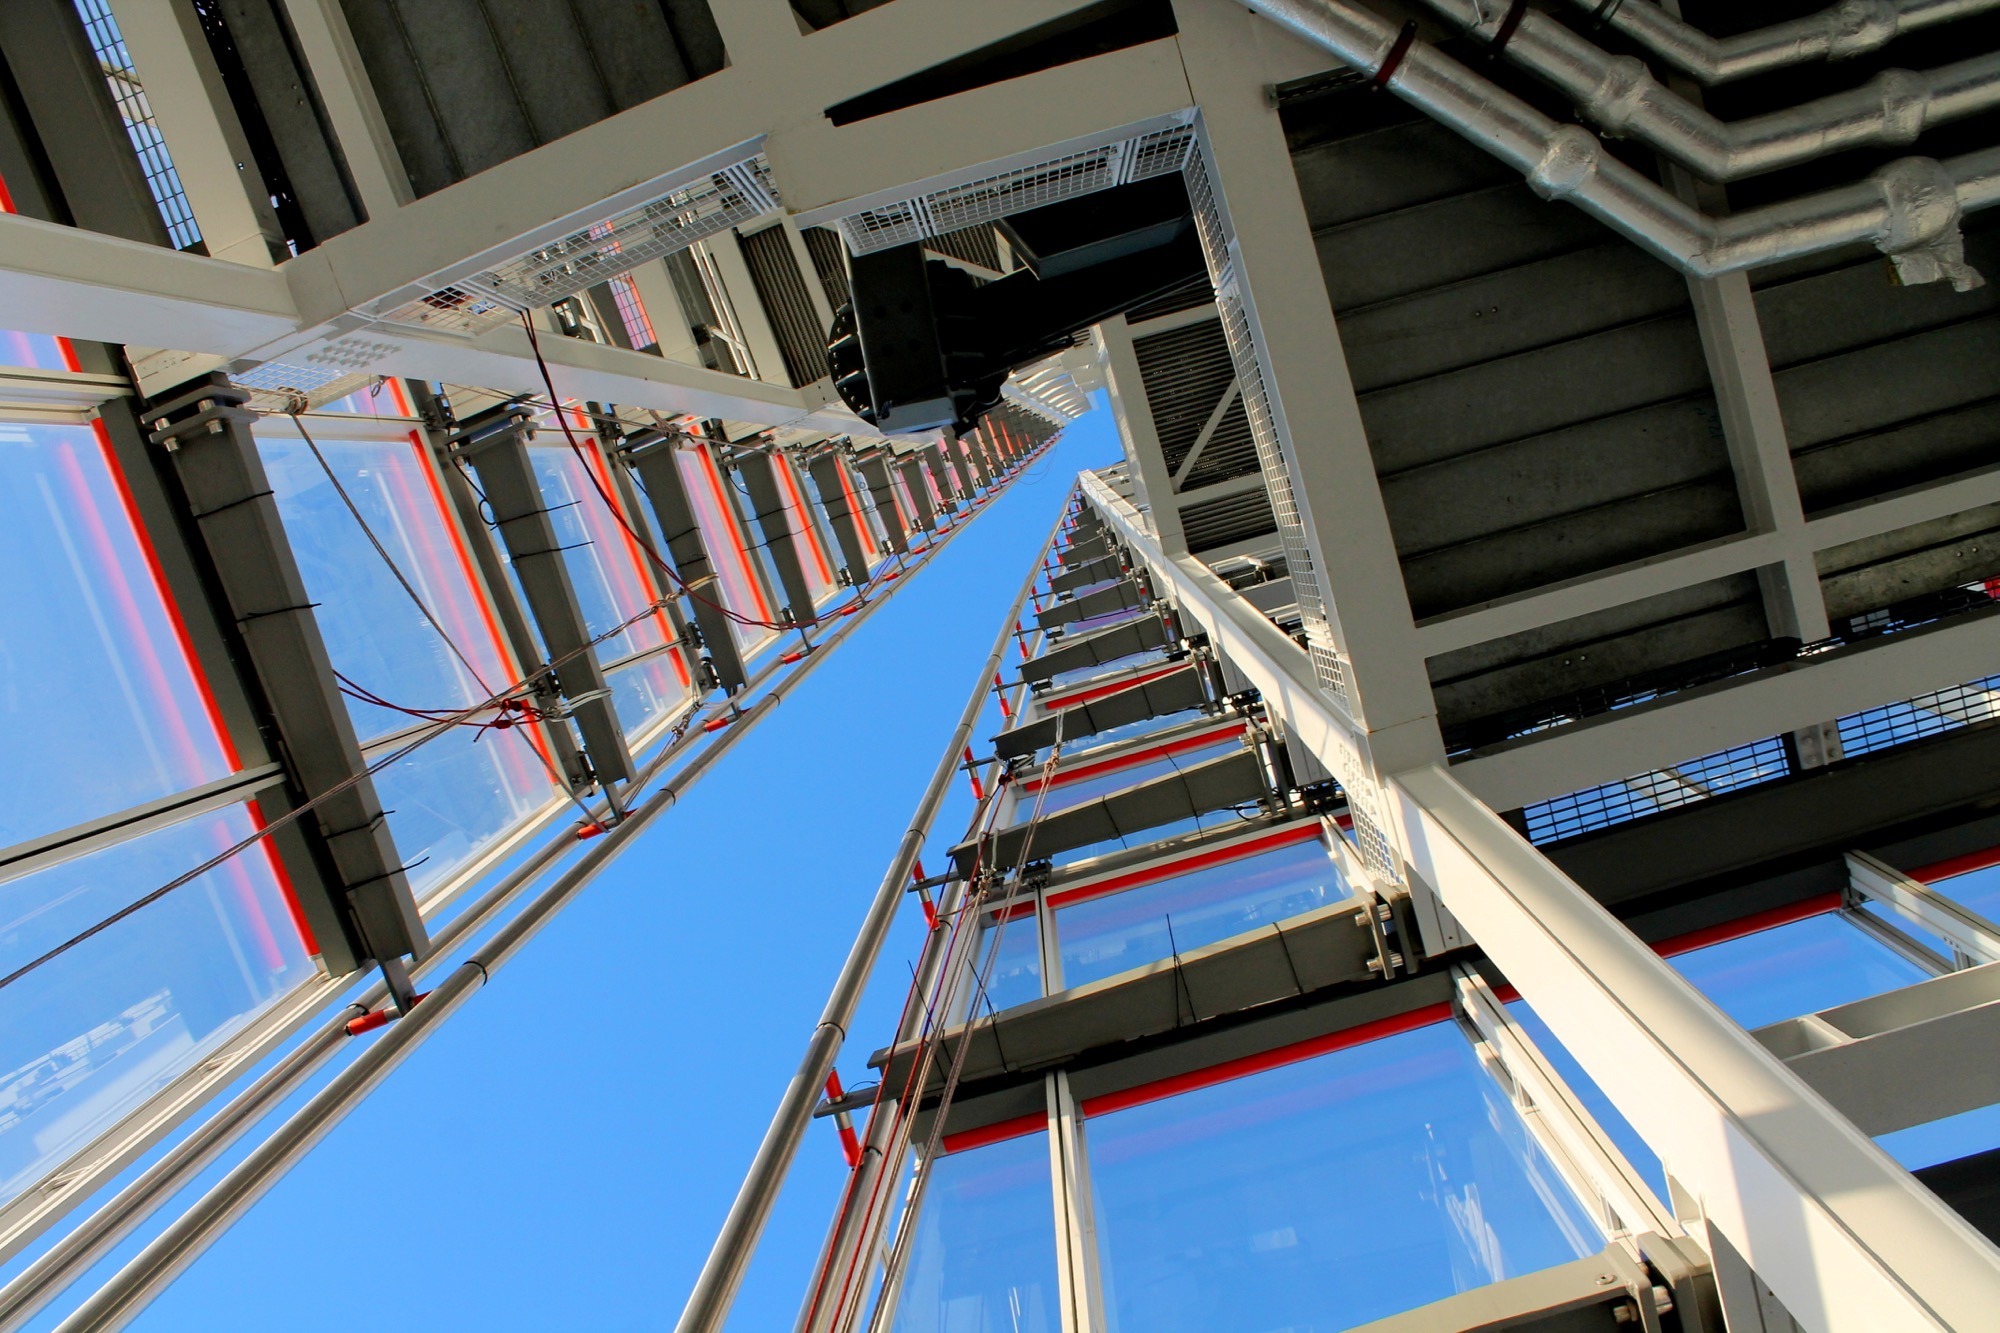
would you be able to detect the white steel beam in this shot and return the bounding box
[0,211,296,353]
[1451,611,2000,811]
[105,0,274,267]
[1174,0,1442,774]
[273,0,409,217]
[1096,315,1187,554]
[1399,767,2000,1333]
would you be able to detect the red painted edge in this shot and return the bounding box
[1040,661,1187,711]
[1650,892,1842,958]
[1023,722,1246,795]
[1046,821,1325,911]
[1909,845,2000,884]
[1080,1001,1455,1119]
[940,1110,1043,1154]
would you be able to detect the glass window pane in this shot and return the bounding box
[973,909,1043,1014]
[775,456,838,605]
[0,420,235,846]
[1020,737,1245,823]
[0,329,76,372]
[1934,862,2000,921]
[1044,644,1172,691]
[1667,913,1927,1031]
[1505,1000,1667,1201]
[0,805,315,1204]
[1053,833,1347,991]
[260,432,515,741]
[889,1131,1061,1333]
[673,444,778,657]
[366,723,552,898]
[1086,1022,1603,1331]
[608,655,693,739]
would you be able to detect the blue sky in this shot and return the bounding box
[71,408,1117,1332]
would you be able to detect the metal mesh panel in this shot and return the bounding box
[73,0,202,250]
[1522,738,1795,845]
[1179,143,1351,714]
[832,123,1195,255]
[1839,673,2000,758]
[376,156,781,335]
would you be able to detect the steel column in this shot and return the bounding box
[735,447,822,624]
[144,375,423,971]
[450,403,635,788]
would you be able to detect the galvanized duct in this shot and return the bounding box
[1421,0,2000,182]
[1559,0,2000,86]
[1245,0,2000,289]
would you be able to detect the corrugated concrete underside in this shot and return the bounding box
[1277,75,2000,737]
[339,0,725,197]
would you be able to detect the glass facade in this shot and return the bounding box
[0,805,313,1206]
[1086,1026,1602,1330]
[0,420,237,848]
[1668,913,1927,1031]
[889,1131,1062,1333]
[1051,830,1346,991]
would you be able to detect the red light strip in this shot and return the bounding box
[1021,722,1247,796]
[1908,845,2000,884]
[1045,821,1324,911]
[939,1110,1044,1154]
[1649,893,1845,958]
[1081,1002,1454,1119]
[1039,660,1186,711]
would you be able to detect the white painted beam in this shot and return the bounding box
[1096,314,1188,554]
[1175,0,1441,774]
[0,211,296,352]
[1452,612,2000,811]
[1417,464,2000,655]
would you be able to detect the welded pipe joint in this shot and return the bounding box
[1528,125,1604,200]
[1826,0,1904,60]
[1585,55,1655,135]
[1874,156,1987,289]
[1871,68,1933,143]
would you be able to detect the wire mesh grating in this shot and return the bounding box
[1522,737,1795,845]
[1838,673,2000,758]
[832,124,1196,255]
[374,156,781,336]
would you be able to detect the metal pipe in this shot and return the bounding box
[39,442,1055,1333]
[1423,0,2000,181]
[1560,0,2000,86]
[1244,0,1998,289]
[673,504,1069,1333]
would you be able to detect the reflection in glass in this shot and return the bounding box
[367,724,550,897]
[1086,1022,1602,1331]
[1668,913,1925,1031]
[1021,737,1244,824]
[260,432,513,742]
[673,444,778,658]
[973,908,1043,1013]
[1506,1000,1667,1201]
[889,1131,1060,1333]
[1054,834,1346,991]
[0,806,314,1205]
[0,420,234,847]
